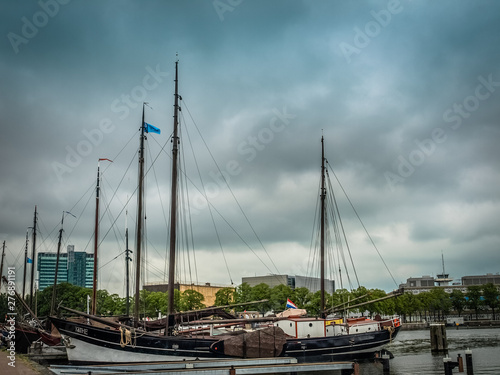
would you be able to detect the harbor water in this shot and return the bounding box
[359,327,500,374]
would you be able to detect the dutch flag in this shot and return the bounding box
[286,298,298,309]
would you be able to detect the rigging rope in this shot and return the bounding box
[180,109,233,285]
[327,161,398,287]
[182,99,281,276]
[326,170,359,288]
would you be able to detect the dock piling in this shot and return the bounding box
[382,353,390,374]
[430,323,448,352]
[341,363,357,375]
[457,354,464,372]
[443,357,460,375]
[465,349,474,375]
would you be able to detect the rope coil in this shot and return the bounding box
[120,326,137,348]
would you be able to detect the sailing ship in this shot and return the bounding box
[0,210,62,354]
[49,61,401,363]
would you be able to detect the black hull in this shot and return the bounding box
[50,317,399,363]
[50,317,223,362]
[285,327,400,360]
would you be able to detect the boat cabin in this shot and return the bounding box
[274,318,327,338]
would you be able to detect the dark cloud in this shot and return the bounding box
[1,1,499,295]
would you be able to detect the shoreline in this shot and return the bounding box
[402,320,500,330]
[0,348,51,375]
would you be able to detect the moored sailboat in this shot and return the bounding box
[49,61,401,363]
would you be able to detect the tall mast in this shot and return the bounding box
[0,241,5,290]
[134,104,146,323]
[167,60,180,333]
[320,137,326,318]
[91,159,112,316]
[22,230,28,299]
[51,212,65,315]
[51,211,73,315]
[125,210,132,317]
[92,161,101,315]
[30,205,37,310]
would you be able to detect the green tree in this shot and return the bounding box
[305,290,322,316]
[179,289,205,311]
[450,289,467,317]
[234,282,253,309]
[429,288,451,320]
[395,292,414,322]
[250,283,271,314]
[380,294,397,316]
[466,285,483,320]
[214,287,234,307]
[351,286,370,316]
[292,287,311,309]
[269,284,293,312]
[365,289,387,319]
[417,291,432,322]
[482,283,499,320]
[97,290,126,315]
[36,283,93,317]
[333,288,352,310]
[144,291,168,317]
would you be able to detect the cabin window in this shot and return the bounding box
[290,323,293,327]
[309,323,313,327]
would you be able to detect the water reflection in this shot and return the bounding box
[367,328,500,374]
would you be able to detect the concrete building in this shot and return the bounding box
[400,273,500,295]
[462,273,500,286]
[242,274,335,294]
[37,245,94,290]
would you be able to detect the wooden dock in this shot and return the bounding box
[49,357,357,375]
[28,342,67,362]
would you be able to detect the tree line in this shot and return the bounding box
[0,282,498,322]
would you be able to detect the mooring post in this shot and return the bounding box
[457,353,464,372]
[430,323,448,352]
[443,357,452,375]
[353,362,359,375]
[229,365,235,375]
[382,353,390,374]
[444,356,462,375]
[465,349,474,375]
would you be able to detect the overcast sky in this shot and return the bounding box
[1,0,499,298]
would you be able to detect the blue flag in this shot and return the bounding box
[144,123,160,134]
[27,257,33,264]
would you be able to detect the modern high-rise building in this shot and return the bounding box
[37,245,94,290]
